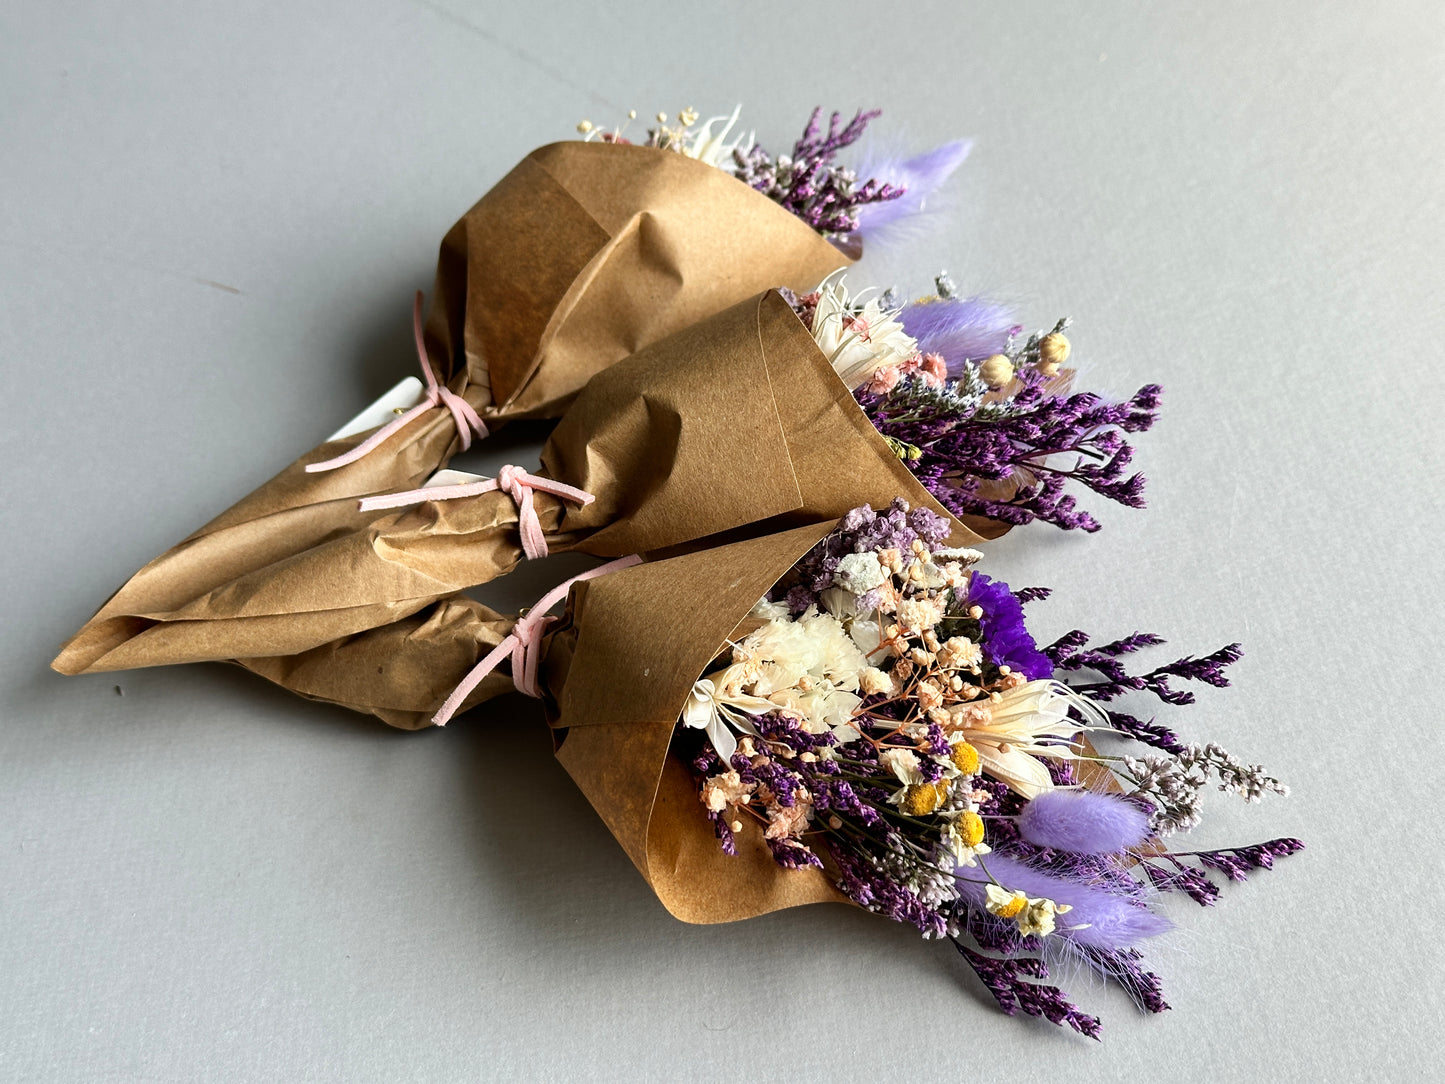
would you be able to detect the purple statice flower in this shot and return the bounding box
[1189,838,1306,880]
[951,939,1102,1039]
[1073,945,1171,1015]
[850,140,973,244]
[1046,627,1243,708]
[966,574,1054,680]
[899,296,1019,375]
[1141,838,1304,908]
[731,108,904,239]
[1142,861,1221,906]
[859,366,1162,533]
[1016,791,1152,855]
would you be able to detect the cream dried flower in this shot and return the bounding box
[810,276,921,389]
[936,636,983,671]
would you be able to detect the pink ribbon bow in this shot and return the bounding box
[306,291,488,473]
[431,554,643,726]
[356,465,594,561]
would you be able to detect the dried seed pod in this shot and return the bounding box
[979,353,1014,388]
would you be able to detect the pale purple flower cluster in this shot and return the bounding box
[899,295,1019,377]
[775,498,951,613]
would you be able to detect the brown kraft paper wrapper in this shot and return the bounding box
[249,521,850,923]
[55,145,851,676]
[57,291,987,673]
[240,521,1119,925]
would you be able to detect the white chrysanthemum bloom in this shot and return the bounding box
[769,685,863,741]
[945,680,1108,799]
[749,597,791,622]
[847,613,884,657]
[723,610,873,744]
[743,610,869,692]
[810,277,921,389]
[816,589,887,659]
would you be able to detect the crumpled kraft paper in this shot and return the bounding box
[246,520,854,923]
[241,518,1098,926]
[54,143,851,677]
[57,291,987,673]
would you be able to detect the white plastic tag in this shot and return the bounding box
[326,377,425,442]
[420,468,489,487]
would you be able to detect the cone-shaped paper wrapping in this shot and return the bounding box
[239,522,1118,926]
[243,521,855,923]
[55,143,849,677]
[57,292,986,674]
[428,141,854,420]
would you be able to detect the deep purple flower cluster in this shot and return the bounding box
[1142,838,1305,908]
[859,373,1162,532]
[1045,627,1244,735]
[966,574,1054,680]
[952,939,1103,1039]
[731,108,904,238]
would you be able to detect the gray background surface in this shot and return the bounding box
[2,1,1440,1080]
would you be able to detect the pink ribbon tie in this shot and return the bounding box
[357,465,594,561]
[306,291,488,473]
[431,554,643,726]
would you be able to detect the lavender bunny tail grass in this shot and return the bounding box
[852,140,973,242]
[1017,791,1152,855]
[899,295,1018,374]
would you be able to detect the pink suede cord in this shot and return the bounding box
[306,291,488,473]
[356,465,594,561]
[431,554,643,725]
